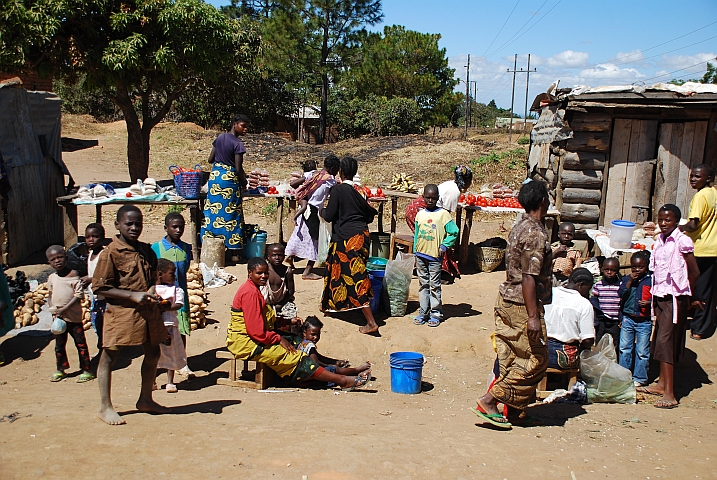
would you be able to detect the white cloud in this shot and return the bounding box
[658,52,716,70]
[578,63,644,80]
[547,50,589,68]
[614,49,644,64]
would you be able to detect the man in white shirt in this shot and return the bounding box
[544,267,595,369]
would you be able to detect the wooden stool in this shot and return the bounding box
[536,367,579,399]
[216,350,275,389]
[390,233,414,259]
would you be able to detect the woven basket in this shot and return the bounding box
[474,246,505,273]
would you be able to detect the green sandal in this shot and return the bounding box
[50,371,66,382]
[77,372,95,383]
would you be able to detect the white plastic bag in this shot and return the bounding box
[317,218,332,266]
[383,252,415,316]
[579,335,636,403]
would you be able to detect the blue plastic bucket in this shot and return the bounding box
[369,272,383,313]
[244,231,267,259]
[389,351,424,394]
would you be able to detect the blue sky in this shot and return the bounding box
[207,0,717,111]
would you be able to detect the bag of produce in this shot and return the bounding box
[317,218,332,266]
[383,252,414,316]
[579,335,636,404]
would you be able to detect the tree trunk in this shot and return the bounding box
[125,120,151,182]
[319,72,328,144]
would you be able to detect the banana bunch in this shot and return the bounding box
[390,173,417,193]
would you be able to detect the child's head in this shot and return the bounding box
[156,258,176,285]
[657,204,681,237]
[630,250,650,279]
[247,257,269,286]
[690,164,714,191]
[85,223,105,250]
[302,315,323,344]
[324,155,340,176]
[423,184,439,210]
[164,212,185,243]
[602,257,620,281]
[115,205,143,243]
[339,156,358,181]
[567,267,594,298]
[517,179,549,213]
[558,222,575,246]
[46,245,68,272]
[266,243,285,267]
[302,159,317,173]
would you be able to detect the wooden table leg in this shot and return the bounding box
[95,205,102,223]
[390,197,397,234]
[62,203,79,249]
[458,208,474,267]
[189,204,201,261]
[378,202,384,233]
[277,198,285,244]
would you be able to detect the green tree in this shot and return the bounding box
[670,62,717,86]
[342,25,459,126]
[0,0,260,181]
[263,0,383,144]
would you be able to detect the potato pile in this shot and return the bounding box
[80,297,93,331]
[186,263,208,330]
[14,284,48,328]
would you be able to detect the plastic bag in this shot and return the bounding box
[579,335,636,404]
[317,218,332,266]
[383,252,415,316]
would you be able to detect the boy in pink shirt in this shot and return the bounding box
[638,204,700,408]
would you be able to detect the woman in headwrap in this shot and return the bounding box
[405,165,473,280]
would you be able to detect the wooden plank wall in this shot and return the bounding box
[553,112,612,233]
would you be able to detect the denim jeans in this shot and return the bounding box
[416,256,442,319]
[618,315,653,384]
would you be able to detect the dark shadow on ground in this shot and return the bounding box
[118,399,241,417]
[523,403,588,427]
[0,330,53,365]
[420,381,434,392]
[675,348,712,400]
[62,138,99,152]
[323,309,385,336]
[111,346,145,371]
[443,303,482,321]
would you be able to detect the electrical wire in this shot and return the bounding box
[611,35,717,67]
[479,1,521,60]
[641,57,717,82]
[483,0,549,59]
[486,0,563,59]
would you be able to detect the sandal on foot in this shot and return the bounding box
[636,386,663,396]
[413,316,427,325]
[427,317,441,327]
[342,371,370,391]
[654,399,678,409]
[77,372,95,383]
[166,383,178,393]
[690,333,703,340]
[50,371,66,382]
[470,406,512,429]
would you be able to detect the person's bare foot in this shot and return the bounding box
[302,273,322,280]
[476,396,502,416]
[136,398,172,414]
[97,407,126,425]
[356,361,372,372]
[359,324,379,335]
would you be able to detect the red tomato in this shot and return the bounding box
[466,194,476,205]
[376,187,383,197]
[363,186,371,198]
[126,192,132,197]
[459,194,466,203]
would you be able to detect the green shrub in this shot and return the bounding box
[332,95,424,138]
[517,136,530,145]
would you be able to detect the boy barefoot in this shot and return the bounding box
[93,205,171,425]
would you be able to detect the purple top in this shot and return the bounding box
[212,133,246,167]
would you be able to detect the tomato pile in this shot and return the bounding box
[459,193,522,209]
[356,185,385,199]
[266,185,279,195]
[632,243,646,250]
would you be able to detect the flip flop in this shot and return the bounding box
[342,370,371,391]
[470,407,512,429]
[636,386,663,396]
[690,333,703,340]
[50,371,66,382]
[654,399,679,409]
[77,372,95,383]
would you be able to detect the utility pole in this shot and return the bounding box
[507,54,536,142]
[464,54,470,138]
[523,54,535,131]
[473,81,477,128]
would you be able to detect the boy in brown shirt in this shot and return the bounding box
[93,205,170,425]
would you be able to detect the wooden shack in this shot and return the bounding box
[529,84,717,234]
[0,78,68,264]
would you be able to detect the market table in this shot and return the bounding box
[56,191,296,261]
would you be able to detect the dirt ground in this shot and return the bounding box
[1,118,717,479]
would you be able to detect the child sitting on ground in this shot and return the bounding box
[46,245,94,383]
[413,183,459,327]
[262,244,297,323]
[298,316,371,380]
[617,251,653,387]
[151,212,194,378]
[151,259,187,393]
[552,222,582,285]
[590,256,622,355]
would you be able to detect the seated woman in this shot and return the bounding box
[227,257,370,390]
[543,267,595,369]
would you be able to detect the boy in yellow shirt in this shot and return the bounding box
[413,184,459,327]
[681,163,717,339]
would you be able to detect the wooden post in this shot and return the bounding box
[277,198,284,244]
[458,208,474,266]
[391,197,397,234]
[61,202,79,249]
[95,205,102,223]
[189,203,201,261]
[377,201,384,233]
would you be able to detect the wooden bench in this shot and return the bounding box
[216,350,275,389]
[536,367,579,399]
[390,233,414,259]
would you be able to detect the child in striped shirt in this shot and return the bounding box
[590,257,621,354]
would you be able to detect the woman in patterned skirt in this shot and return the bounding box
[320,157,379,335]
[201,115,250,256]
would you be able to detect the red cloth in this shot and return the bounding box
[232,279,281,345]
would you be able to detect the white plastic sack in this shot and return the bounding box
[317,218,332,266]
[579,335,635,403]
[383,252,415,316]
[199,262,236,288]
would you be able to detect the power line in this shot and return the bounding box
[479,1,521,60]
[612,35,717,67]
[484,0,549,59]
[479,71,508,103]
[486,0,562,58]
[641,57,716,82]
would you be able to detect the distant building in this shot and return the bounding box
[274,105,337,144]
[494,117,537,130]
